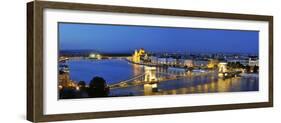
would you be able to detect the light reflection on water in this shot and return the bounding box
[67,59,258,97]
[156,76,259,95]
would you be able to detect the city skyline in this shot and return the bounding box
[58,22,259,99]
[59,23,259,54]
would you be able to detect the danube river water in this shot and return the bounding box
[66,59,259,97]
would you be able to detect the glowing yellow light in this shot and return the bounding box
[151,83,157,88]
[76,86,80,91]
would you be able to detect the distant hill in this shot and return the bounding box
[59,49,131,57]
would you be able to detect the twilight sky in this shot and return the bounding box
[59,23,259,54]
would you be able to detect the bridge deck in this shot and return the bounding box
[109,71,215,89]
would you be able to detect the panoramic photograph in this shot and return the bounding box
[58,22,259,99]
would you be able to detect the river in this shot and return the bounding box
[66,59,259,97]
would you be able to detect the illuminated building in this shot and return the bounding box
[89,53,102,60]
[59,56,69,62]
[248,58,259,66]
[150,56,158,64]
[194,60,208,67]
[166,58,177,65]
[58,70,77,88]
[227,59,248,66]
[157,58,167,65]
[207,59,219,69]
[184,60,193,67]
[180,59,193,67]
[132,48,146,63]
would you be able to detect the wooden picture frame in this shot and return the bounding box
[27,1,273,122]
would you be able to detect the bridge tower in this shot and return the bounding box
[144,66,157,82]
[218,62,228,77]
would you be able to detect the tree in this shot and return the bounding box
[87,76,109,97]
[253,65,259,73]
[245,65,251,73]
[228,62,244,70]
[234,62,244,68]
[59,88,76,99]
[76,81,88,98]
[78,81,86,90]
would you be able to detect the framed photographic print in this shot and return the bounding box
[27,0,273,122]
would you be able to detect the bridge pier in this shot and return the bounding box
[144,83,158,95]
[218,62,228,78]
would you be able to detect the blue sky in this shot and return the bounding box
[59,23,259,54]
